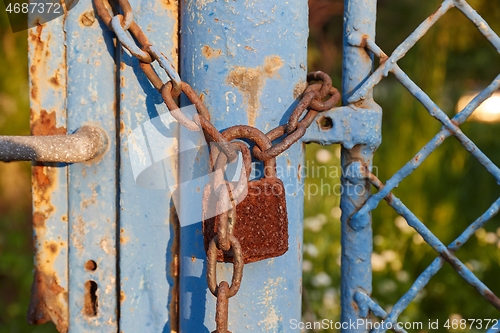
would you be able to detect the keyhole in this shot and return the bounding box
[84,280,98,316]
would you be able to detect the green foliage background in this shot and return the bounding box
[0,0,499,332]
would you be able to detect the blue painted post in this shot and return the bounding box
[340,0,379,331]
[117,1,179,331]
[179,1,308,331]
[66,3,118,330]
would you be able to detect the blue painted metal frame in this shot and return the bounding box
[339,0,379,331]
[179,0,308,331]
[117,0,178,331]
[28,15,69,332]
[66,1,118,329]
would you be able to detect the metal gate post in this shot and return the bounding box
[179,1,308,331]
[341,0,378,331]
[116,0,179,331]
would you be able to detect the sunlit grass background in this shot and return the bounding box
[1,0,500,332]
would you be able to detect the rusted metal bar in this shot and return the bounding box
[27,15,69,333]
[0,126,107,163]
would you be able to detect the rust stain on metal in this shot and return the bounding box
[29,24,67,135]
[160,0,177,12]
[120,228,130,244]
[429,3,444,21]
[484,290,500,311]
[226,56,284,127]
[32,165,56,217]
[28,268,68,333]
[31,109,66,136]
[79,11,95,27]
[120,290,126,303]
[293,80,307,99]
[33,211,46,228]
[29,172,68,331]
[81,183,98,209]
[157,0,178,70]
[31,86,39,100]
[28,11,69,331]
[201,45,222,59]
[244,45,255,52]
[49,71,62,87]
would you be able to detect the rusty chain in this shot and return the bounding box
[93,0,340,330]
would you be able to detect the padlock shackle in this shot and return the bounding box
[221,126,277,178]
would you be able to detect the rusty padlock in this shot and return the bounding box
[203,126,289,264]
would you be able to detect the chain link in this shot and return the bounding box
[93,0,340,330]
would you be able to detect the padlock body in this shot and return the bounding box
[203,177,288,263]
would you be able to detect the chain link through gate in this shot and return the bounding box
[93,0,340,330]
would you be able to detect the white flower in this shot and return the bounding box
[485,232,498,244]
[323,288,337,308]
[303,243,319,258]
[304,214,328,232]
[372,253,387,272]
[396,271,409,282]
[330,206,342,219]
[316,149,333,163]
[413,234,425,245]
[312,272,332,287]
[395,216,414,234]
[302,260,313,272]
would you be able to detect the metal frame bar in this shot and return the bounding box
[338,0,381,331]
[27,15,69,333]
[178,0,309,331]
[117,0,179,331]
[66,0,119,329]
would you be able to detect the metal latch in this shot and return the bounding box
[0,126,107,162]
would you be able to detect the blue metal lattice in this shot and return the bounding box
[343,0,500,332]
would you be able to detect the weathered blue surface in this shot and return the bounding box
[28,14,69,332]
[338,0,380,332]
[179,0,308,331]
[117,0,179,331]
[66,0,118,330]
[303,106,381,150]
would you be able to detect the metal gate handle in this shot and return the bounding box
[0,126,107,163]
